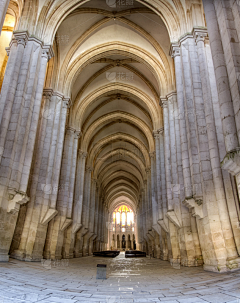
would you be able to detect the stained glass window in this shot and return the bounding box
[113,205,134,226]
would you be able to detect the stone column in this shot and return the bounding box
[205,31,240,256]
[157,128,168,259]
[170,45,192,199]
[202,0,238,152]
[103,206,108,248]
[95,197,102,252]
[145,169,152,231]
[202,3,240,253]
[153,131,162,219]
[150,152,158,227]
[44,127,78,259]
[73,151,87,257]
[178,31,237,271]
[179,38,203,201]
[202,0,240,168]
[88,179,97,256]
[0,0,10,32]
[162,100,173,211]
[11,92,69,262]
[0,34,53,261]
[158,128,167,222]
[174,91,201,265]
[212,1,240,143]
[162,98,181,261]
[195,29,239,261]
[167,93,181,220]
[171,44,202,264]
[94,184,99,247]
[61,130,81,259]
[82,167,92,256]
[98,200,104,250]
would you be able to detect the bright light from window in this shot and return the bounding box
[131,212,134,223]
[122,212,126,226]
[122,228,125,232]
[132,227,134,232]
[113,227,115,231]
[116,212,120,224]
[127,212,131,225]
[113,205,134,227]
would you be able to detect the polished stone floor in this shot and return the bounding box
[0,252,240,303]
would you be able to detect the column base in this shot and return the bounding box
[74,252,83,258]
[226,257,240,271]
[11,250,43,262]
[82,246,89,257]
[0,253,9,262]
[204,257,240,272]
[160,252,168,261]
[203,264,228,273]
[11,249,26,261]
[181,258,203,267]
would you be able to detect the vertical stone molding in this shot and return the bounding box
[194,28,239,262]
[10,91,69,262]
[0,31,54,262]
[161,99,173,211]
[179,35,203,202]
[0,0,10,32]
[202,0,239,153]
[153,131,162,220]
[82,166,93,256]
[145,167,152,231]
[149,151,158,228]
[167,92,181,221]
[170,44,192,199]
[44,127,81,259]
[158,127,169,247]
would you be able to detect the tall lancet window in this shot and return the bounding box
[113,205,134,227]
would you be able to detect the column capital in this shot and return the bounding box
[86,166,93,172]
[167,91,177,100]
[149,151,155,159]
[42,44,54,61]
[145,167,151,174]
[160,96,168,107]
[153,130,159,139]
[66,126,76,134]
[79,150,88,158]
[7,38,17,56]
[179,33,194,46]
[192,27,208,45]
[74,130,81,139]
[158,127,164,135]
[170,42,181,58]
[52,91,64,100]
[13,31,29,47]
[5,46,11,56]
[162,100,168,109]
[63,97,71,108]
[43,88,53,100]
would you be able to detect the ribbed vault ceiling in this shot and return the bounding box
[51,0,173,213]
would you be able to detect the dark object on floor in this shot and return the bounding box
[93,250,120,258]
[125,250,146,258]
[96,264,107,279]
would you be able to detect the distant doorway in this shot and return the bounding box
[133,234,136,250]
[122,235,126,249]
